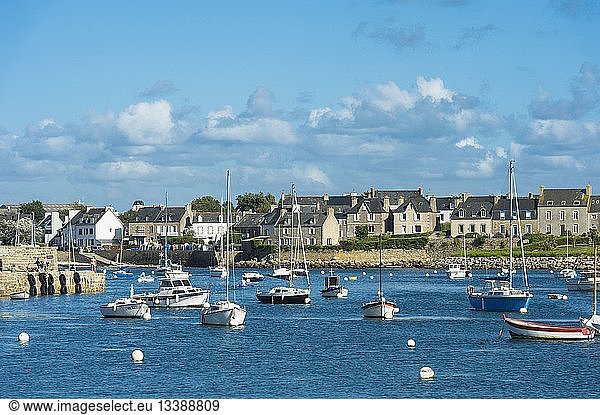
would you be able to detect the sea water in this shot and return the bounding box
[1,268,599,399]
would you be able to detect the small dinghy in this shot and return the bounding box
[10,291,30,300]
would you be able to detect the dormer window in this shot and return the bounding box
[480,208,486,217]
[547,201,554,205]
[561,201,566,205]
[499,212,505,219]
[458,209,465,218]
[574,201,581,206]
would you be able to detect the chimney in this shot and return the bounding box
[323,193,329,202]
[586,184,592,197]
[327,206,334,218]
[418,187,423,196]
[351,194,358,207]
[383,195,390,211]
[428,195,437,212]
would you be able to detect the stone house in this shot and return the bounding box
[450,195,497,237]
[536,186,592,236]
[346,196,389,237]
[491,195,539,236]
[128,203,193,246]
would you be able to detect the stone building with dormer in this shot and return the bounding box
[537,185,592,236]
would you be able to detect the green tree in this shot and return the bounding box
[192,196,222,212]
[118,209,136,225]
[355,225,369,239]
[19,200,45,222]
[236,192,276,213]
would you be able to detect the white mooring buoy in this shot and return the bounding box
[131,349,144,363]
[18,332,30,343]
[407,339,416,348]
[420,366,435,380]
[519,307,528,314]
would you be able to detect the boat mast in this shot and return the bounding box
[225,170,230,302]
[164,192,169,268]
[594,244,597,316]
[463,234,467,270]
[379,234,383,300]
[512,161,529,289]
[289,183,295,288]
[509,160,514,286]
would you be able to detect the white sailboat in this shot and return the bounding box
[581,245,600,332]
[201,170,247,326]
[447,234,472,280]
[362,235,399,319]
[257,184,311,304]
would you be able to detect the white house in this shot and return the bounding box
[63,206,124,249]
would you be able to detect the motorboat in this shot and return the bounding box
[132,271,210,308]
[256,286,311,304]
[321,269,348,298]
[559,268,577,279]
[502,314,595,341]
[137,271,155,283]
[209,265,228,278]
[100,285,151,319]
[10,291,30,300]
[242,271,264,283]
[114,267,133,278]
[547,293,568,300]
[447,235,471,280]
[362,235,398,319]
[565,271,600,291]
[268,266,291,281]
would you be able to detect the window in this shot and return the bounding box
[500,224,506,235]
[327,238,332,245]
[368,213,374,221]
[525,211,531,219]
[547,201,553,205]
[309,228,315,235]
[414,213,421,221]
[415,225,422,233]
[480,224,486,233]
[458,209,465,218]
[354,213,359,221]
[208,226,214,234]
[78,229,83,235]
[525,224,532,234]
[402,225,407,233]
[573,211,579,220]
[480,208,486,217]
[560,210,565,221]
[574,201,581,206]
[573,224,579,234]
[512,225,518,236]
[402,213,407,221]
[198,227,203,235]
[561,201,566,205]
[368,225,375,233]
[459,225,464,234]
[546,224,552,234]
[499,212,505,219]
[546,211,552,220]
[469,224,475,233]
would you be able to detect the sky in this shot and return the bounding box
[1,0,600,212]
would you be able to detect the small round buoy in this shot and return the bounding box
[389,272,393,276]
[407,339,416,348]
[369,276,374,280]
[363,272,366,275]
[549,270,554,274]
[18,332,30,343]
[321,270,325,274]
[425,273,430,277]
[131,349,144,362]
[343,277,348,281]
[420,366,435,380]
[433,270,438,274]
[519,307,527,313]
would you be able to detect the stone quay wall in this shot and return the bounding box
[0,246,105,298]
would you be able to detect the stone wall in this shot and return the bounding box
[0,246,105,298]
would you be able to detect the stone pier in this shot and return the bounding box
[0,246,105,298]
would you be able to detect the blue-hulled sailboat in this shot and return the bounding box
[467,160,533,312]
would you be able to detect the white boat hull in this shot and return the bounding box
[321,286,348,298]
[447,268,471,280]
[503,314,595,341]
[362,300,399,319]
[201,301,247,326]
[10,291,30,300]
[135,291,210,308]
[100,300,151,319]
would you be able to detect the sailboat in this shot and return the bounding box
[467,160,533,312]
[256,184,311,304]
[268,221,291,281]
[581,245,600,332]
[559,232,577,278]
[361,235,399,319]
[447,234,472,280]
[321,267,348,298]
[202,170,247,326]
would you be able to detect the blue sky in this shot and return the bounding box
[1,0,599,212]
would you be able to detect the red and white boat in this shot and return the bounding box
[502,314,595,341]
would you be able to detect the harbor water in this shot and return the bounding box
[1,267,599,399]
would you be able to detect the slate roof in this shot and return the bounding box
[373,190,422,206]
[130,206,186,223]
[194,212,222,223]
[539,188,590,207]
[451,196,497,220]
[347,197,387,214]
[394,195,433,213]
[233,213,266,228]
[435,197,459,211]
[589,196,600,213]
[491,197,538,220]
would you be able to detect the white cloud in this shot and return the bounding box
[456,153,498,178]
[455,136,483,149]
[292,164,331,186]
[538,155,585,170]
[495,147,507,159]
[98,160,158,180]
[417,76,455,103]
[528,119,600,144]
[204,117,297,144]
[117,100,175,145]
[359,81,416,112]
